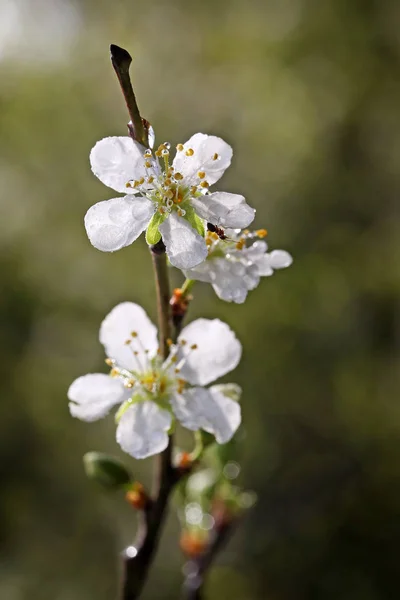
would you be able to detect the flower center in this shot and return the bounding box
[107,334,198,420]
[125,142,217,219]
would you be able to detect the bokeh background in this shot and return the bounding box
[1,0,400,598]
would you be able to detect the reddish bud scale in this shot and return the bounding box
[170,288,191,319]
[180,530,208,558]
[125,483,148,510]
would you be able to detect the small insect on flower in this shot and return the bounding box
[207,222,227,240]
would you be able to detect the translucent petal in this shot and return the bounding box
[159,212,208,270]
[100,302,159,371]
[171,386,241,444]
[68,373,129,422]
[116,401,171,459]
[84,196,154,252]
[172,133,232,186]
[269,250,293,269]
[191,192,255,229]
[90,137,149,193]
[182,260,213,284]
[178,318,241,386]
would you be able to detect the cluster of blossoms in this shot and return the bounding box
[70,131,292,458]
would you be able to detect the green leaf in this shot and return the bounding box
[83,452,133,490]
[145,211,166,245]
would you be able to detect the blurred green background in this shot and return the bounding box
[1,0,400,598]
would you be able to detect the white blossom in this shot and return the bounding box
[68,302,242,459]
[84,133,255,269]
[183,228,293,303]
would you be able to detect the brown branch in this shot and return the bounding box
[181,519,238,600]
[110,44,148,147]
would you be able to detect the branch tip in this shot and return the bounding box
[110,44,132,70]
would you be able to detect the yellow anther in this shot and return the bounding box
[198,171,206,179]
[133,351,139,356]
[147,175,154,184]
[206,237,213,246]
[167,338,173,346]
[236,239,245,250]
[185,148,194,156]
[180,339,187,346]
[200,181,209,188]
[174,367,181,373]
[256,229,268,238]
[155,149,162,157]
[191,186,198,194]
[190,344,198,350]
[131,331,138,338]
[133,180,139,188]
[124,339,132,345]
[105,358,114,366]
[171,356,178,363]
[213,153,219,160]
[110,368,119,377]
[174,172,183,180]
[176,143,184,151]
[138,177,145,185]
[211,232,219,240]
[126,182,132,188]
[164,178,172,186]
[145,160,152,168]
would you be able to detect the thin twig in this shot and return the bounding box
[181,519,238,600]
[110,44,148,147]
[120,243,175,600]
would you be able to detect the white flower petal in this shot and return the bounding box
[243,240,268,258]
[90,137,148,194]
[182,260,213,284]
[84,196,154,252]
[211,383,242,402]
[178,318,241,386]
[269,250,293,269]
[116,401,171,459]
[100,302,159,371]
[159,212,208,269]
[171,387,241,444]
[253,254,274,277]
[172,133,232,186]
[191,192,255,228]
[68,373,129,422]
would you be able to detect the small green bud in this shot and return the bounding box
[83,452,133,490]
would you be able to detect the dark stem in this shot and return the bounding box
[120,243,175,600]
[110,44,148,147]
[150,240,171,356]
[181,520,237,600]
